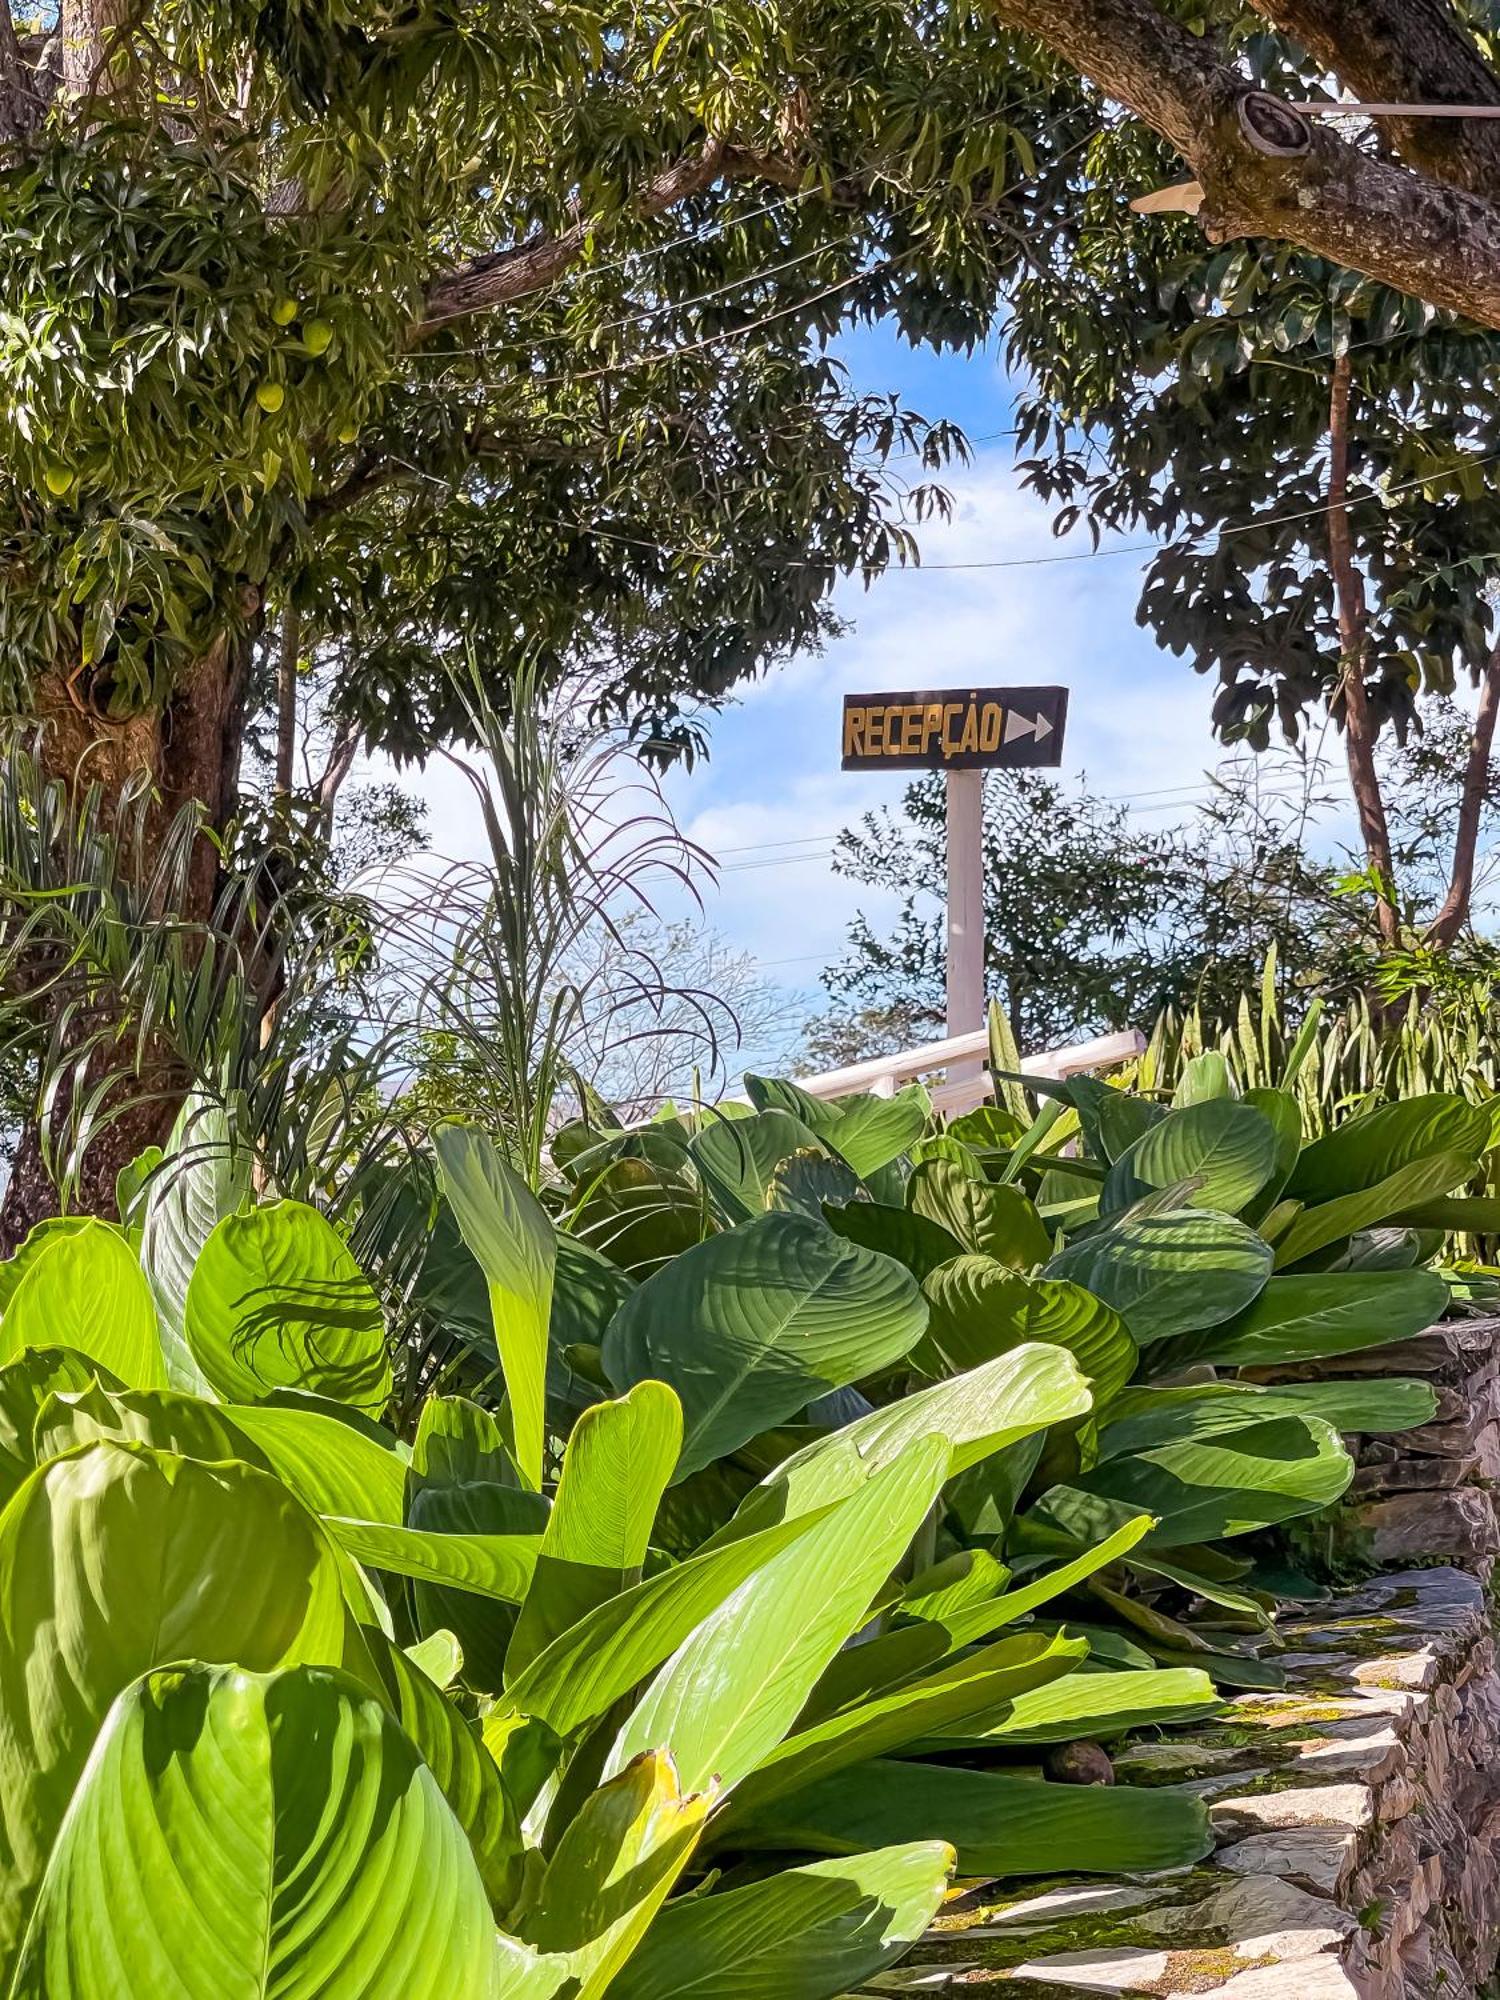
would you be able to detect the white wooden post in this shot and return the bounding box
[945,768,985,1086]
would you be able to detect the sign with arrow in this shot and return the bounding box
[840,685,1068,772]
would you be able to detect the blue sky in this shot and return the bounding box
[392,319,1366,1080]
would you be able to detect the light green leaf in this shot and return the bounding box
[1,1219,166,1389]
[185,1200,390,1415]
[0,1348,112,1508]
[1108,1100,1278,1216]
[139,1093,250,1397]
[0,1217,89,1318]
[507,1380,682,1677]
[12,1665,496,1999]
[609,1437,949,1794]
[942,1666,1221,1745]
[820,1088,929,1178]
[767,1148,865,1215]
[327,1513,545,1604]
[1163,1269,1448,1369]
[435,1123,556,1488]
[608,1842,954,2000]
[32,1383,270,1473]
[0,1443,347,1983]
[1097,1380,1436,1459]
[930,1515,1155,1648]
[909,1160,1050,1267]
[1046,1208,1272,1344]
[1173,1052,1234,1105]
[602,1212,926,1482]
[229,1401,410,1523]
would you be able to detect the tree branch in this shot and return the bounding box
[990,0,1500,335]
[0,4,42,138]
[1248,0,1500,196]
[1428,641,1500,948]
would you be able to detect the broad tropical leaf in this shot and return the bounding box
[920,1262,1136,1404]
[1274,1152,1475,1269]
[690,1110,823,1222]
[821,1199,964,1279]
[1287,1096,1491,1206]
[230,1399,410,1522]
[139,1092,250,1396]
[602,1212,926,1482]
[0,1348,111,1509]
[1096,1381,1436,1460]
[1105,1099,1278,1216]
[1046,1208,1272,1345]
[185,1200,391,1414]
[908,1160,1050,1267]
[1165,1268,1448,1368]
[941,1666,1221,1745]
[1,1219,166,1390]
[32,1383,270,1474]
[328,1511,545,1604]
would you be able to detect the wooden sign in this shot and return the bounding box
[841,685,1068,772]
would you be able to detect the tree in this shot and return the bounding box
[988,0,1500,335]
[0,0,1080,1225]
[988,3,1500,953]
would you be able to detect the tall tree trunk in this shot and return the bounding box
[1327,353,1401,948]
[1427,640,1500,950]
[0,636,251,1250]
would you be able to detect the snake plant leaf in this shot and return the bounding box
[12,1664,497,2000]
[1096,1380,1436,1460]
[690,1110,824,1221]
[920,1261,1137,1405]
[1287,1095,1492,1206]
[821,1198,965,1280]
[507,1380,683,1677]
[1104,1099,1279,1217]
[139,1092,251,1396]
[0,1442,348,1984]
[0,1347,115,1509]
[723,1343,1092,1539]
[1273,1152,1474,1269]
[608,1841,955,2000]
[608,1436,949,1795]
[504,1752,714,2000]
[724,1759,1213,1875]
[228,1399,410,1522]
[1,1218,167,1390]
[1045,1207,1272,1345]
[185,1199,391,1415]
[1161,1268,1448,1369]
[1033,1413,1354,1548]
[933,1666,1222,1746]
[908,1160,1051,1267]
[434,1121,556,1487]
[714,1629,1089,1830]
[601,1211,926,1482]
[503,1514,824,1735]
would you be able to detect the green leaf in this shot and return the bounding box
[1046,1208,1272,1344]
[503,1515,823,1735]
[767,1148,866,1215]
[0,1443,347,1983]
[1097,1380,1436,1459]
[931,1515,1155,1648]
[726,1759,1212,1875]
[1274,1153,1475,1268]
[725,1345,1092,1538]
[507,1380,682,1677]
[1107,1100,1278,1216]
[413,1394,514,1491]
[32,1383,270,1472]
[551,1234,636,1353]
[820,1089,930,1178]
[0,1348,113,1508]
[821,1199,964,1279]
[608,1842,954,2000]
[690,1110,824,1221]
[1287,1096,1491,1206]
[328,1513,545,1604]
[13,1664,497,1999]
[139,1093,250,1397]
[602,1212,926,1482]
[951,1666,1221,1745]
[609,1437,949,1794]
[909,1159,1050,1266]
[1161,1269,1448,1368]
[185,1200,391,1415]
[435,1123,556,1487]
[1172,1053,1234,1105]
[920,1261,1136,1404]
[1034,1414,1353,1547]
[1,1219,166,1389]
[0,1218,89,1318]
[229,1400,410,1522]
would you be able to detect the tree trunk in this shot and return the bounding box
[1326,354,1400,948]
[1427,640,1500,949]
[0,636,251,1250]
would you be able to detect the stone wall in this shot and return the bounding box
[861,1315,1500,1999]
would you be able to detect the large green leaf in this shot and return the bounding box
[724,1344,1092,1539]
[1274,1152,1474,1269]
[1164,1268,1448,1369]
[229,1400,410,1522]
[0,1442,347,1982]
[1097,1380,1437,1460]
[767,1149,865,1216]
[608,1842,954,2000]
[1034,1414,1354,1547]
[139,1092,250,1396]
[1106,1099,1278,1216]
[944,1666,1221,1745]
[726,1760,1213,1875]
[821,1199,964,1280]
[609,1437,949,1794]
[185,1200,391,1415]
[820,1089,930,1179]
[504,1514,823,1735]
[434,1122,556,1488]
[0,1218,89,1317]
[928,1515,1154,1649]
[32,1383,271,1474]
[507,1381,682,1677]
[602,1212,926,1482]
[690,1110,823,1222]
[402,1479,550,1695]
[328,1512,545,1604]
[1046,1208,1272,1344]
[1,1219,166,1390]
[908,1160,1050,1267]
[497,1753,713,2000]
[920,1262,1136,1405]
[1288,1095,1492,1206]
[12,1664,497,1999]
[0,1348,111,1510]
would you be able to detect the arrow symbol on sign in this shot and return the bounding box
[1004,709,1053,745]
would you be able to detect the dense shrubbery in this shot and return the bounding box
[0,1024,1480,1993]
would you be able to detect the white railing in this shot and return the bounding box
[797,1025,1146,1118]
